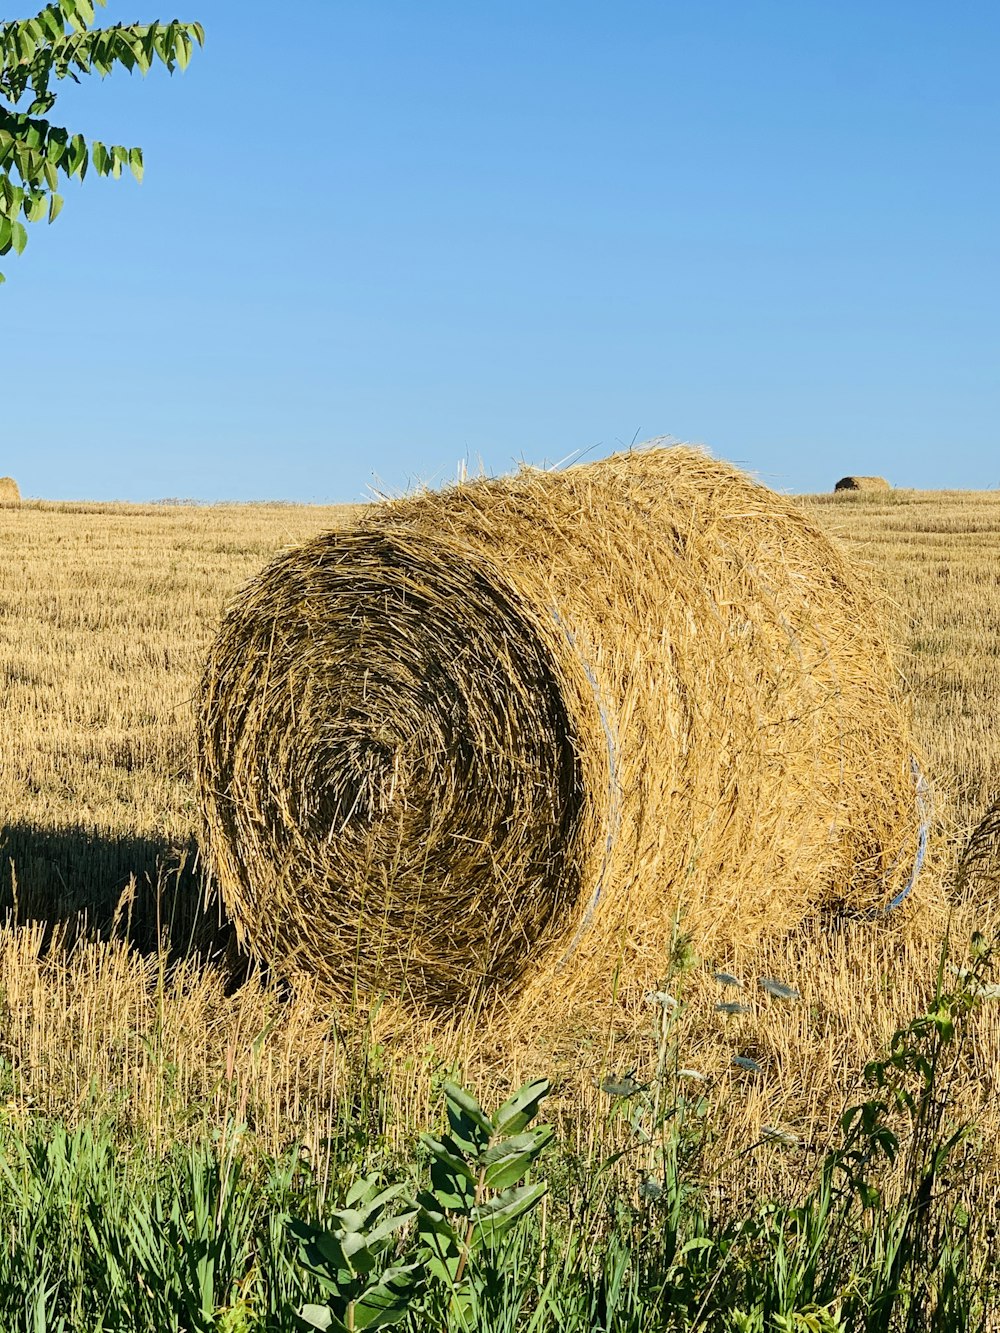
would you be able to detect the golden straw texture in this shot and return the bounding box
[196,445,924,1009]
[0,476,21,506]
[834,475,892,492]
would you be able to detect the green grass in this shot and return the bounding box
[0,939,996,1332]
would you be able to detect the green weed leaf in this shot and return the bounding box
[491,1077,550,1136]
[470,1181,546,1248]
[298,1305,340,1332]
[482,1127,553,1189]
[443,1082,493,1156]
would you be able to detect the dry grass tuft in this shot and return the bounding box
[834,475,892,493]
[957,797,1000,901]
[196,444,927,1015]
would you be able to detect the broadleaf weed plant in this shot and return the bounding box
[579,929,997,1331]
[293,1077,553,1332]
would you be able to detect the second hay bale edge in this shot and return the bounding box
[196,445,923,1009]
[0,477,20,506]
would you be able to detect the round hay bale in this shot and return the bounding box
[834,475,891,493]
[0,476,21,506]
[196,444,924,1009]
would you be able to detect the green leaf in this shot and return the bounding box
[422,1133,476,1209]
[10,220,27,254]
[470,1181,547,1248]
[482,1151,534,1192]
[351,1264,421,1330]
[68,136,87,179]
[48,191,63,222]
[443,1083,493,1156]
[676,1237,717,1257]
[40,8,66,42]
[492,1079,551,1135]
[420,1133,476,1182]
[298,1305,342,1333]
[288,1218,352,1288]
[360,1205,419,1253]
[73,0,96,32]
[483,1127,553,1190]
[483,1128,552,1164]
[343,1173,382,1209]
[175,29,192,70]
[414,1196,460,1259]
[422,1249,462,1287]
[345,1181,410,1220]
[430,1171,474,1212]
[129,146,143,183]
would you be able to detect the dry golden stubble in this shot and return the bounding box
[3,486,1000,1200]
[957,797,1000,905]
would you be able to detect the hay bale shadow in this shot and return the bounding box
[0,821,255,991]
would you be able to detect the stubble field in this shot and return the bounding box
[2,489,1000,1133]
[2,484,1000,1327]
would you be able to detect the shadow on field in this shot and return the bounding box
[0,821,252,985]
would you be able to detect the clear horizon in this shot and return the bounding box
[3,1,998,502]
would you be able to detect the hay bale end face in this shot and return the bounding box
[834,475,892,493]
[197,445,923,1009]
[0,476,20,506]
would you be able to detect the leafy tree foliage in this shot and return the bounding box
[0,0,203,281]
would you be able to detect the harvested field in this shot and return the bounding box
[1,482,1000,1195]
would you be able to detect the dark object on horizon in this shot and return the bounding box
[834,476,892,493]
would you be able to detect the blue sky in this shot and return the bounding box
[2,0,998,501]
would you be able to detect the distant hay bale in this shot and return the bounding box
[0,476,20,507]
[834,475,891,493]
[196,444,925,1010]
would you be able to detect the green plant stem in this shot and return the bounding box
[453,1162,487,1287]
